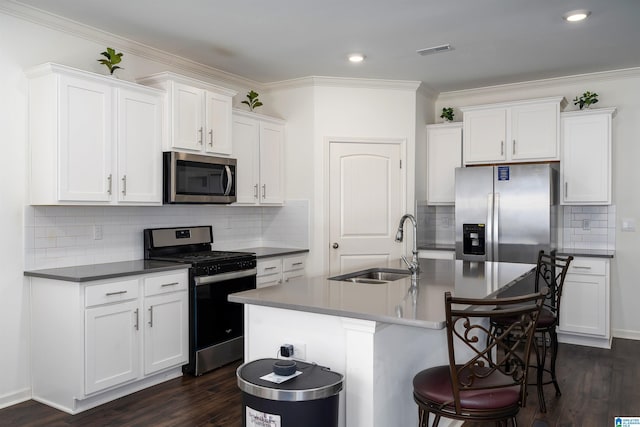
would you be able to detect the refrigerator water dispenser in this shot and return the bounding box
[463,224,486,256]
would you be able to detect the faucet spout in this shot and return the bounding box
[396,214,419,278]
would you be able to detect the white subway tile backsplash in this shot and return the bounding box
[24,200,310,270]
[560,205,616,250]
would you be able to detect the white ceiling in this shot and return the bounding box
[11,0,640,92]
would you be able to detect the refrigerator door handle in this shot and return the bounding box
[486,193,494,262]
[493,193,500,262]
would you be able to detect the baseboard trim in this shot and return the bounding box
[0,388,31,411]
[612,328,640,341]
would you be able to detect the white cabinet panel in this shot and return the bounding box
[85,299,140,394]
[426,123,462,205]
[256,253,307,288]
[27,63,163,205]
[462,97,563,165]
[558,257,610,348]
[561,108,615,205]
[206,91,233,155]
[232,110,285,205]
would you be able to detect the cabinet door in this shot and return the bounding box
[511,102,558,161]
[205,91,233,155]
[172,83,204,151]
[559,273,607,336]
[143,291,189,375]
[58,75,112,202]
[259,121,284,204]
[426,124,462,205]
[85,299,140,394]
[561,112,611,204]
[257,273,282,288]
[232,114,261,204]
[463,108,506,164]
[117,88,163,204]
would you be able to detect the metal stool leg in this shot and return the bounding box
[550,328,562,396]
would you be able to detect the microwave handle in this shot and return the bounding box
[223,165,233,196]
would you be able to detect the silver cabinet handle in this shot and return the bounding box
[107,174,112,195]
[148,306,153,327]
[292,262,303,266]
[565,182,568,197]
[500,141,504,156]
[332,243,339,249]
[512,139,516,155]
[208,129,213,146]
[121,175,127,196]
[265,266,277,271]
[254,184,259,199]
[161,282,179,287]
[262,184,266,199]
[198,127,203,145]
[106,290,127,296]
[134,308,139,330]
[573,265,592,270]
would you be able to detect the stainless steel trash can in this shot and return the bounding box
[237,358,343,427]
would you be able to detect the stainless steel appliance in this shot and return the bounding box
[144,226,256,375]
[455,163,558,263]
[163,151,236,204]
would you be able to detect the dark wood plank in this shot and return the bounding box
[2,338,639,427]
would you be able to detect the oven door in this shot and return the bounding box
[193,268,256,351]
[164,151,236,204]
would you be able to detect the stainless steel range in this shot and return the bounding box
[144,226,256,376]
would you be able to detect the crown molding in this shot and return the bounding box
[0,0,266,90]
[438,67,640,101]
[266,75,421,92]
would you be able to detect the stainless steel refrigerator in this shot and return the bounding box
[454,163,558,264]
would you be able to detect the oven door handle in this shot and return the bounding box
[194,268,257,286]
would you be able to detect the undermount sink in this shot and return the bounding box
[328,268,411,284]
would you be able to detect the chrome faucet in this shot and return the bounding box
[395,213,420,279]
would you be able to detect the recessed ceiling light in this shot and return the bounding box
[563,9,591,22]
[348,54,365,63]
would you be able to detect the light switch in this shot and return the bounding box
[622,218,636,232]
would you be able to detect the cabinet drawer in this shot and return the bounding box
[283,270,305,283]
[283,255,306,272]
[567,258,606,276]
[85,279,139,307]
[257,258,282,277]
[144,271,188,297]
[256,274,282,288]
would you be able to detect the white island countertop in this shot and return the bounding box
[229,258,535,330]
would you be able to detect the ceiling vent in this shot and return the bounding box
[416,44,453,56]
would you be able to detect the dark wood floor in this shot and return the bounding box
[1,338,639,427]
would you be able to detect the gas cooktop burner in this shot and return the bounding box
[154,250,255,264]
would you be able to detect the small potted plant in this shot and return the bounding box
[440,107,454,122]
[97,47,124,75]
[573,91,599,110]
[242,90,263,111]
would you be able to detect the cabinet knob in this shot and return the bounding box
[332,242,339,249]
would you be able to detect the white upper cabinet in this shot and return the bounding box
[561,107,615,205]
[137,72,236,156]
[426,122,462,205]
[461,97,565,165]
[26,63,163,205]
[232,110,285,205]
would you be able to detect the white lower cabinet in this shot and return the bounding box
[256,254,307,288]
[558,257,611,349]
[30,269,188,414]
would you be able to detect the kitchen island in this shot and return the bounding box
[229,258,535,427]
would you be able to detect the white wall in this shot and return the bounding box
[437,70,640,339]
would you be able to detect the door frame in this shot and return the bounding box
[323,137,408,274]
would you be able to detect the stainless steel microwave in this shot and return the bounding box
[163,152,236,204]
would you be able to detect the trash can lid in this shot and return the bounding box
[237,358,343,402]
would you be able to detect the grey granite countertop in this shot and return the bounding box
[233,247,309,259]
[556,248,615,258]
[24,260,190,282]
[229,258,535,330]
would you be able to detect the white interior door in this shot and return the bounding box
[329,141,404,275]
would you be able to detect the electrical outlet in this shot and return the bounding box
[291,342,306,361]
[93,225,103,240]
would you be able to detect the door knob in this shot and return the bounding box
[332,243,339,249]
